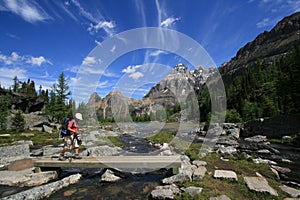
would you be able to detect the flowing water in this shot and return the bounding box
[47,134,172,200]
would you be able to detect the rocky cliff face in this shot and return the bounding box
[0,88,45,113]
[87,90,135,120]
[88,63,215,120]
[219,11,300,80]
[144,64,215,106]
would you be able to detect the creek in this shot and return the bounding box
[47,134,173,200]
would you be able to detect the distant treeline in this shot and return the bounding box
[199,45,300,122]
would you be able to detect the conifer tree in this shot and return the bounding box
[0,95,10,130]
[12,110,25,131]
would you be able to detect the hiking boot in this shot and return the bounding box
[58,155,66,161]
[74,154,82,159]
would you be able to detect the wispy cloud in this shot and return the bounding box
[0,67,27,89]
[6,33,20,40]
[0,51,51,66]
[149,50,169,57]
[160,17,180,28]
[87,20,116,36]
[71,0,96,22]
[134,0,147,26]
[0,67,27,79]
[69,0,116,37]
[259,0,300,13]
[80,65,118,77]
[256,0,300,28]
[256,17,272,28]
[0,0,49,23]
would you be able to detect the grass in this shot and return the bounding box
[107,136,124,147]
[0,130,60,147]
[174,153,288,200]
[146,130,290,199]
[87,135,124,148]
[146,129,176,144]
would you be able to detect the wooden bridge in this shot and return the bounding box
[34,156,182,173]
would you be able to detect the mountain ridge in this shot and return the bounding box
[87,11,300,122]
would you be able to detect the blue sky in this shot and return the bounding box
[0,0,299,102]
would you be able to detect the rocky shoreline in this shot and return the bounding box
[0,122,299,199]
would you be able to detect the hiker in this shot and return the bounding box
[59,113,83,160]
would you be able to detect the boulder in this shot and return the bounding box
[253,157,277,165]
[2,174,81,200]
[271,165,291,174]
[0,169,57,187]
[222,123,238,130]
[279,185,300,198]
[159,149,174,156]
[100,169,122,182]
[226,127,240,139]
[257,149,271,154]
[209,195,231,200]
[42,145,62,156]
[270,167,280,180]
[162,173,191,184]
[217,145,237,155]
[181,186,203,197]
[151,184,181,199]
[216,137,239,146]
[193,166,207,180]
[192,160,207,167]
[0,144,30,166]
[0,134,11,137]
[8,158,34,171]
[24,112,49,129]
[83,145,122,157]
[17,140,33,146]
[244,135,267,143]
[244,176,278,196]
[43,125,53,133]
[213,170,238,181]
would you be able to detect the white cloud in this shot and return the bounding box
[122,65,144,80]
[129,72,144,80]
[160,17,180,27]
[1,0,49,23]
[0,51,21,65]
[87,20,116,36]
[27,56,51,66]
[122,65,141,74]
[82,56,97,66]
[0,51,51,66]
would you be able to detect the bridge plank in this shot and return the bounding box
[34,156,182,171]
